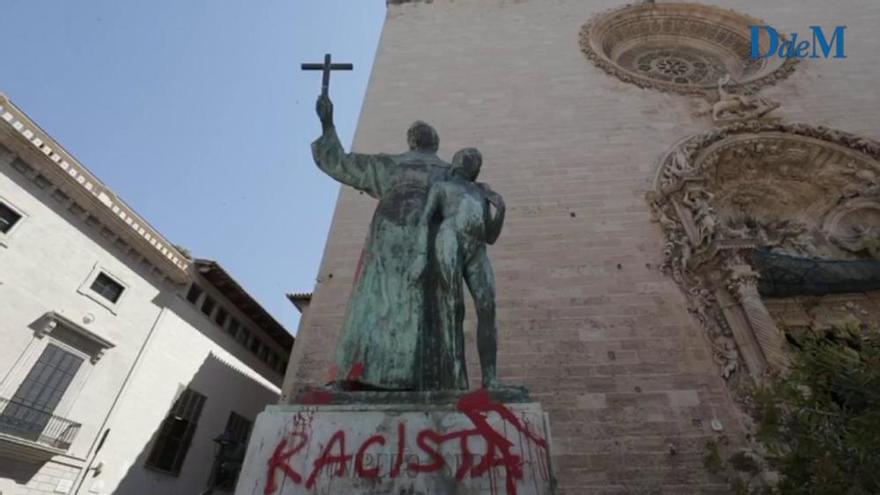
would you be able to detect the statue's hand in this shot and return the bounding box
[316,94,334,128]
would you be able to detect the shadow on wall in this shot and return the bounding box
[0,456,43,486]
[95,353,278,495]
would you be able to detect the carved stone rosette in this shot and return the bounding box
[580,3,798,95]
[647,122,880,403]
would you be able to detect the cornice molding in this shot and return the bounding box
[0,96,190,284]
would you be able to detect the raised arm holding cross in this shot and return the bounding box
[302,53,353,133]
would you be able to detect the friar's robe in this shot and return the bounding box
[312,128,467,390]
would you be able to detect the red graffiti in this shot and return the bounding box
[390,422,405,478]
[296,389,334,405]
[355,435,385,478]
[347,362,366,381]
[263,390,548,495]
[457,388,548,495]
[306,430,352,488]
[264,433,307,494]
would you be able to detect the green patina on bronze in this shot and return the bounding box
[311,95,505,391]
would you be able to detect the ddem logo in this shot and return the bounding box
[750,26,846,59]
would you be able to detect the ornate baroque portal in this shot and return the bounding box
[580,2,797,94]
[648,122,880,401]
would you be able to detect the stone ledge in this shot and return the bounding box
[292,385,531,405]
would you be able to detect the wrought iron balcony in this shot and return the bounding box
[0,397,81,451]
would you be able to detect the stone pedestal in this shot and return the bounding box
[235,389,556,495]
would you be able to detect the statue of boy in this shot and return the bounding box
[414,148,506,388]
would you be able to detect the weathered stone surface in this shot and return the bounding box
[236,394,555,495]
[284,1,880,492]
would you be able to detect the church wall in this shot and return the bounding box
[285,0,880,492]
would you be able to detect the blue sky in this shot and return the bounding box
[1,0,387,332]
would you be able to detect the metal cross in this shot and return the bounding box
[301,53,353,98]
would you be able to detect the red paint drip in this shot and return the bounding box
[297,389,334,405]
[390,422,406,478]
[457,389,549,495]
[347,362,366,381]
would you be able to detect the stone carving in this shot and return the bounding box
[715,336,739,380]
[311,94,504,391]
[648,122,880,394]
[682,188,718,249]
[580,3,797,95]
[833,225,880,259]
[698,75,781,123]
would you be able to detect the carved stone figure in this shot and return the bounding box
[716,337,740,380]
[700,75,781,123]
[311,94,503,391]
[833,225,880,259]
[683,188,718,248]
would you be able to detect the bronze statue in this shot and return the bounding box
[311,94,505,392]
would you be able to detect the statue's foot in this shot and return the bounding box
[482,379,529,397]
[479,382,530,402]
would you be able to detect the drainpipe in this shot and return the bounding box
[72,306,169,495]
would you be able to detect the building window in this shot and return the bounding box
[0,344,84,447]
[90,273,125,304]
[236,328,250,346]
[258,345,269,362]
[249,337,261,355]
[210,412,252,490]
[146,388,206,475]
[78,264,128,313]
[214,307,229,328]
[0,202,22,234]
[226,318,240,337]
[201,296,216,318]
[185,284,203,304]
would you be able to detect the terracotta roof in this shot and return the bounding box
[196,259,293,351]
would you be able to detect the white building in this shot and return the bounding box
[0,94,293,495]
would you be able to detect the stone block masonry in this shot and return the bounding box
[283,0,880,493]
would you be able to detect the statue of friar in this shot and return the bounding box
[311,94,505,392]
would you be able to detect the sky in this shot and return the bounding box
[1,0,387,333]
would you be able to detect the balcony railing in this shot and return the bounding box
[0,397,81,450]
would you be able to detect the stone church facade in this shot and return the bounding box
[283,0,879,492]
[0,95,293,495]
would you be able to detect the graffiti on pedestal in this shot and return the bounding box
[263,390,550,495]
